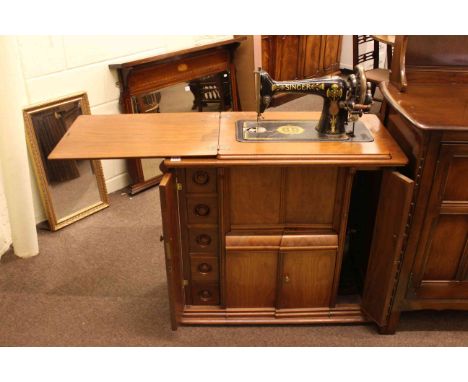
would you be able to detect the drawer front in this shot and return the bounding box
[191,283,220,305]
[190,255,219,282]
[186,168,217,193]
[188,227,218,253]
[186,196,218,224]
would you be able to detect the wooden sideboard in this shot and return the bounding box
[378,36,468,333]
[109,37,244,194]
[261,35,342,106]
[261,35,342,80]
[50,111,412,332]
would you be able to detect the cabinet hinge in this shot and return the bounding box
[406,272,417,298]
[176,183,183,191]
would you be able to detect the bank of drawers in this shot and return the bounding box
[184,168,220,305]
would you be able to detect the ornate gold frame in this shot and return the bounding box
[23,92,109,231]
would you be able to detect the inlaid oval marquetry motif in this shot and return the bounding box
[197,263,213,274]
[194,204,210,217]
[177,63,188,72]
[276,125,305,135]
[192,170,210,185]
[196,234,212,246]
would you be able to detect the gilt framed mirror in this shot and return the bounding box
[23,92,109,231]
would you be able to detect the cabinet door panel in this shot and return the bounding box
[422,215,468,280]
[261,36,274,74]
[361,171,414,327]
[278,250,336,308]
[413,144,468,299]
[159,172,185,329]
[274,36,301,80]
[226,251,278,308]
[321,36,342,74]
[301,36,323,78]
[439,146,468,201]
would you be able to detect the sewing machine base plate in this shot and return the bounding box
[236,120,373,142]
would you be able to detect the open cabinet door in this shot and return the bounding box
[159,172,184,330]
[362,170,414,328]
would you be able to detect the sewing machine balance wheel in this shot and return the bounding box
[354,64,368,105]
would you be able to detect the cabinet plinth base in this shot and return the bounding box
[179,305,369,326]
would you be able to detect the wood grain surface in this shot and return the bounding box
[49,113,220,159]
[49,111,407,167]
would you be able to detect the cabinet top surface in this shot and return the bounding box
[382,82,468,131]
[49,111,407,166]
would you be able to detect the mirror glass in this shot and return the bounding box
[132,71,233,181]
[24,93,109,231]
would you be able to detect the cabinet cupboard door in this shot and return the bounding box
[226,251,278,308]
[300,36,323,78]
[261,36,274,74]
[278,250,336,308]
[159,172,185,330]
[361,171,414,327]
[274,36,301,80]
[413,144,468,299]
[321,36,342,74]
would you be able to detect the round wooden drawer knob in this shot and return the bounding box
[192,170,210,185]
[194,204,210,216]
[196,234,212,247]
[199,289,212,301]
[197,263,212,274]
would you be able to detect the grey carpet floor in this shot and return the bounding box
[1,188,467,346]
[1,96,467,346]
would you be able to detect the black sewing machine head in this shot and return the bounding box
[255,65,373,137]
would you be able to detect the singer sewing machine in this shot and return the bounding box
[236,65,373,142]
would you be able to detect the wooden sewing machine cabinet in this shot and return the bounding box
[50,111,412,333]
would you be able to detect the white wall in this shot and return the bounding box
[0,165,12,257]
[14,35,232,223]
[0,36,39,258]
